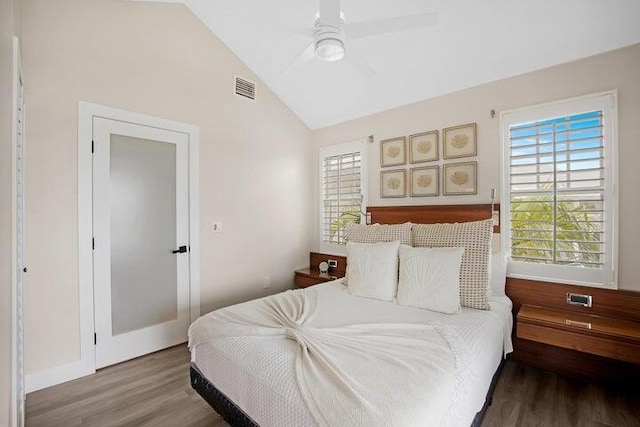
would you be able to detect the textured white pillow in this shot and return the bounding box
[346,241,400,301]
[397,245,465,314]
[412,219,493,310]
[490,252,507,296]
[345,222,412,245]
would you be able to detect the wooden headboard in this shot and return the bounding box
[367,204,500,233]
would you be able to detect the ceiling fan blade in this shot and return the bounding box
[277,24,314,38]
[279,42,316,77]
[346,12,438,39]
[319,0,341,27]
[345,47,376,78]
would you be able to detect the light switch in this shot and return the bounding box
[213,222,223,232]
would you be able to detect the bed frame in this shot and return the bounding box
[191,203,504,427]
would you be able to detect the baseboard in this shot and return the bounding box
[25,358,95,393]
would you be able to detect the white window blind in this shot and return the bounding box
[502,92,617,288]
[319,141,366,251]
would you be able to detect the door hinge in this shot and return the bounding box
[94,333,97,345]
[91,140,94,153]
[92,238,95,250]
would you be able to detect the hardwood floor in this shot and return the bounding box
[26,345,225,427]
[482,362,640,427]
[26,345,640,427]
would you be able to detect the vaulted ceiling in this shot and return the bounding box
[149,0,640,129]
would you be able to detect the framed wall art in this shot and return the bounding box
[380,136,406,167]
[443,123,477,159]
[380,169,406,198]
[409,130,438,163]
[443,162,477,195]
[410,166,439,197]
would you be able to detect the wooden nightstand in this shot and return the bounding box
[294,268,342,288]
[294,252,347,289]
[517,304,640,365]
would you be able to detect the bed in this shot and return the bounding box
[189,204,513,427]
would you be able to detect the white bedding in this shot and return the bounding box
[190,280,513,427]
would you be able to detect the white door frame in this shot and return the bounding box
[11,35,25,427]
[78,102,200,376]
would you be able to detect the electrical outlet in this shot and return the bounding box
[327,259,338,268]
[213,221,223,232]
[263,275,271,289]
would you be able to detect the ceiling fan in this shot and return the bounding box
[281,0,438,77]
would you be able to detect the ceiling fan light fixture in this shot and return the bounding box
[315,38,345,62]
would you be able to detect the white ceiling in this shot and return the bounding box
[164,0,640,129]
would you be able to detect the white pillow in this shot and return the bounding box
[490,253,507,296]
[346,241,400,301]
[397,245,465,314]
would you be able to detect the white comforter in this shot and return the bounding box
[189,289,475,427]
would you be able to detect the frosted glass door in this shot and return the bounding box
[110,134,177,335]
[93,118,190,369]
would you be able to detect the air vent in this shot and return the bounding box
[235,76,256,100]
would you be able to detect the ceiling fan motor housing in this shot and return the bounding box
[314,13,346,62]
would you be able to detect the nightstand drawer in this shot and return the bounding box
[294,268,341,288]
[517,304,640,365]
[517,322,640,364]
[295,274,325,288]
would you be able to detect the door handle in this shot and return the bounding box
[172,245,187,254]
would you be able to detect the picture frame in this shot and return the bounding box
[443,162,477,196]
[443,123,477,159]
[380,169,406,198]
[409,130,439,163]
[410,166,439,197]
[380,136,406,167]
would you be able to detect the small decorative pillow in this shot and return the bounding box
[397,245,465,314]
[346,241,400,301]
[412,219,493,310]
[345,222,412,245]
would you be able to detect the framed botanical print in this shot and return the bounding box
[410,166,439,197]
[409,130,438,163]
[380,169,406,198]
[443,162,477,195]
[443,123,477,159]
[380,137,406,167]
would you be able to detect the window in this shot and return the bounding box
[502,92,617,288]
[319,140,367,253]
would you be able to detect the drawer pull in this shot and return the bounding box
[565,319,592,329]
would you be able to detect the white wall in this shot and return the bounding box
[0,0,21,422]
[22,0,313,375]
[313,43,640,292]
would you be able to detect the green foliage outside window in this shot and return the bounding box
[328,194,364,244]
[511,194,603,268]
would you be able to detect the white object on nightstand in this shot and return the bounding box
[319,261,329,273]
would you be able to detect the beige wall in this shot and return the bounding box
[1,0,21,422]
[313,43,640,292]
[22,0,313,374]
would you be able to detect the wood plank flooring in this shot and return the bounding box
[25,345,225,427]
[26,345,640,427]
[483,362,640,427]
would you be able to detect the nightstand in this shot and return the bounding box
[294,252,347,289]
[516,304,640,365]
[294,268,342,288]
